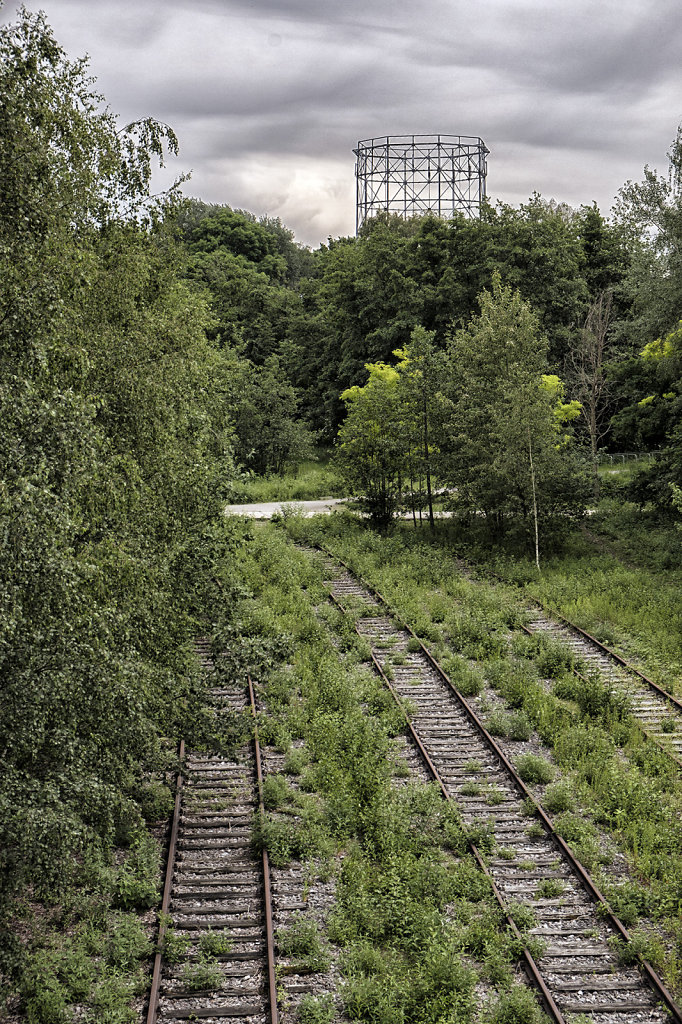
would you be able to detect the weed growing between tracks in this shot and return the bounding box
[287,513,682,999]
[238,525,549,1024]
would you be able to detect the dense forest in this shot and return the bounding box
[3,7,682,1023]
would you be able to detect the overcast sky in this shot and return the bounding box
[3,0,680,246]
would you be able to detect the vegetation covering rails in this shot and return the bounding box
[284,514,682,998]
[6,4,682,1019]
[462,497,682,693]
[237,526,550,1023]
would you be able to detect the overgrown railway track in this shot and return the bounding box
[314,545,682,1024]
[146,642,279,1024]
[521,607,682,768]
[460,559,682,770]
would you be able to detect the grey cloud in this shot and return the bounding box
[410,1,682,101]
[3,0,680,246]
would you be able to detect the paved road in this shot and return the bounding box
[224,497,348,519]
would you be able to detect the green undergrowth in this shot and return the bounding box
[228,455,344,503]
[284,514,682,998]
[12,846,159,1024]
[467,504,682,695]
[235,524,549,1024]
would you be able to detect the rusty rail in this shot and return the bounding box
[146,740,185,1024]
[249,676,280,1024]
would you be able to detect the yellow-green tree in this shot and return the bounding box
[335,361,407,526]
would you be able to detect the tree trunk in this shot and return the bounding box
[590,395,600,501]
[423,394,435,531]
[528,427,541,572]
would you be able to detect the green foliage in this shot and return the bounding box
[229,354,316,474]
[485,984,547,1024]
[0,8,282,1011]
[278,917,331,973]
[335,358,406,526]
[262,773,292,810]
[180,955,224,992]
[514,755,555,785]
[161,929,191,965]
[297,994,336,1024]
[439,273,588,548]
[542,782,575,814]
[112,830,160,909]
[199,929,233,956]
[232,456,344,502]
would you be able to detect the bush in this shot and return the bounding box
[487,984,547,1024]
[515,755,554,785]
[543,781,575,814]
[298,993,335,1024]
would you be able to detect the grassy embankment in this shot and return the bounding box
[281,511,682,998]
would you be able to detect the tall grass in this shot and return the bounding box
[229,456,344,503]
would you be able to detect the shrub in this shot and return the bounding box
[297,993,335,1024]
[262,773,291,810]
[161,929,190,965]
[543,781,575,814]
[515,755,554,785]
[113,830,160,909]
[199,930,233,956]
[486,711,510,737]
[278,917,331,973]
[535,636,576,678]
[137,781,174,823]
[508,712,532,741]
[180,956,223,992]
[486,984,546,1024]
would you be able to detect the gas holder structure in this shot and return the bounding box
[354,134,489,233]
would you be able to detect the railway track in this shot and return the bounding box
[146,641,278,1024]
[521,608,682,768]
[315,548,682,1024]
[456,556,682,769]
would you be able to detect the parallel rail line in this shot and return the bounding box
[146,642,278,1024]
[314,544,681,1024]
[461,560,682,769]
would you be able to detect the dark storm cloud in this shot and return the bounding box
[2,0,680,244]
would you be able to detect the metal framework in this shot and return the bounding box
[354,134,489,233]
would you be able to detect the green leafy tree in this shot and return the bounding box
[335,360,407,527]
[395,327,444,529]
[229,354,315,475]
[439,274,587,552]
[0,9,249,985]
[614,125,682,347]
[568,289,615,498]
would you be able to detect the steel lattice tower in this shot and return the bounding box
[354,134,489,233]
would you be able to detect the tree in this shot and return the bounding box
[614,124,682,347]
[335,360,407,527]
[568,290,614,498]
[439,274,587,553]
[229,355,315,475]
[395,327,444,529]
[0,10,248,980]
